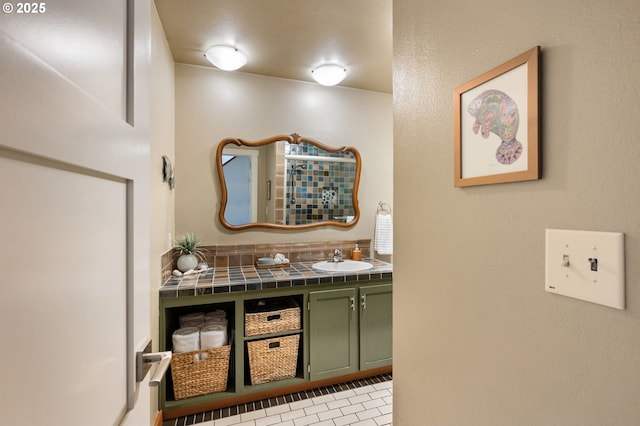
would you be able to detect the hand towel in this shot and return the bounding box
[200,324,228,348]
[374,213,393,255]
[172,327,200,353]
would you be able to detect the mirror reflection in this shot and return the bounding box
[216,133,361,230]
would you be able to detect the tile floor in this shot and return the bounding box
[163,374,392,426]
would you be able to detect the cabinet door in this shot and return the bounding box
[309,288,358,381]
[360,284,393,370]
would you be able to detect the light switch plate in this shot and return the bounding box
[545,229,625,309]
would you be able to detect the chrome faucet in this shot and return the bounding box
[332,248,343,263]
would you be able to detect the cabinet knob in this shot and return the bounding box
[361,295,366,309]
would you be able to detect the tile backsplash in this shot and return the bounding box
[161,239,371,283]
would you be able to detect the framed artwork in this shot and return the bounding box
[454,46,540,187]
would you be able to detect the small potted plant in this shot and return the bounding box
[175,233,207,272]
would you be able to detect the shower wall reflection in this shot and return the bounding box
[285,155,356,225]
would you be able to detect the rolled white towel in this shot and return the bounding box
[204,310,226,321]
[181,319,204,328]
[172,327,200,353]
[204,317,228,328]
[179,312,204,328]
[200,324,227,348]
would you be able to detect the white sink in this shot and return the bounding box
[312,260,373,272]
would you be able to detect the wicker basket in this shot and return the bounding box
[245,297,301,337]
[247,334,299,385]
[171,345,231,400]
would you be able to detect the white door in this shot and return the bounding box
[0,1,152,425]
[224,156,252,224]
[222,148,259,225]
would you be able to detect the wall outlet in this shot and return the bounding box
[545,229,625,310]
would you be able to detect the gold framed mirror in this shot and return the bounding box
[216,133,361,230]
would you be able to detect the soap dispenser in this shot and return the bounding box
[352,244,362,261]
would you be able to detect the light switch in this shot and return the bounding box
[545,229,625,309]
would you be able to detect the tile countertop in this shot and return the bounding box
[160,258,393,299]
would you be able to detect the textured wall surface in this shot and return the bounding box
[393,1,640,424]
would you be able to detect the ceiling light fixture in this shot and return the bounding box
[311,64,347,86]
[204,45,247,71]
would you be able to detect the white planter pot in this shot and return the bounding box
[177,254,198,272]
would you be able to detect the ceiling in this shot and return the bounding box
[154,0,392,94]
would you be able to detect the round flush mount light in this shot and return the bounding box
[311,64,347,86]
[204,45,247,71]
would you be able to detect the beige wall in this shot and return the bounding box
[149,2,175,417]
[394,1,640,425]
[174,64,392,251]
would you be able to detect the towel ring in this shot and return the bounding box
[377,201,391,215]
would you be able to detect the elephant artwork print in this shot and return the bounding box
[454,46,540,187]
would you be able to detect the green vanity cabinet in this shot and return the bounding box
[159,279,392,417]
[309,283,392,381]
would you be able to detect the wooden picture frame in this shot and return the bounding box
[454,46,540,187]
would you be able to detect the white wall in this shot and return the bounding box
[174,64,392,249]
[393,1,640,425]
